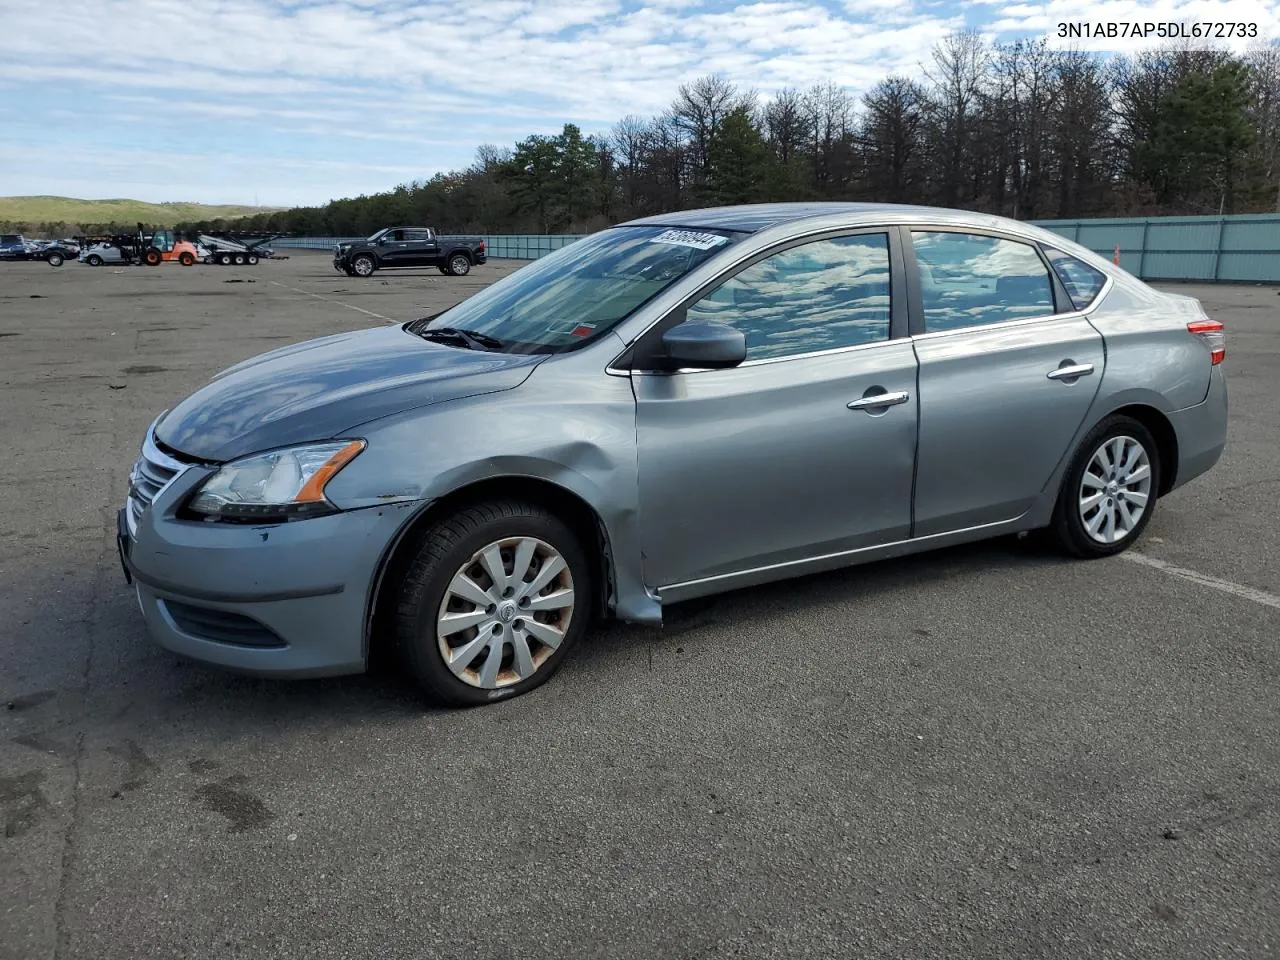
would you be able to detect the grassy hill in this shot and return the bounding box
[0,196,283,230]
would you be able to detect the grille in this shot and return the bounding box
[162,600,286,648]
[126,428,191,537]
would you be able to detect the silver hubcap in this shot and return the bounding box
[355,258,373,276]
[436,536,574,689]
[451,257,468,274]
[1079,435,1152,544]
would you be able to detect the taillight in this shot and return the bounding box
[1188,319,1226,365]
[478,241,486,253]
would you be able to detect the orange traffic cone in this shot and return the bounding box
[1112,244,1121,265]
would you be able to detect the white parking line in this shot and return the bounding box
[1120,551,1280,611]
[269,280,396,323]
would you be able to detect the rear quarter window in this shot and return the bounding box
[1044,248,1108,310]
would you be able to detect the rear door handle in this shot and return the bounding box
[1047,362,1095,381]
[848,390,910,411]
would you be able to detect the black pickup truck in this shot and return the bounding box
[333,227,487,277]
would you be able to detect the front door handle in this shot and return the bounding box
[848,390,910,411]
[1047,362,1095,381]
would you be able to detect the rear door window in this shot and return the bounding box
[1043,247,1108,310]
[911,231,1056,333]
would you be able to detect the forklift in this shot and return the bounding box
[135,223,200,266]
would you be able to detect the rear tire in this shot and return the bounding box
[1049,414,1160,558]
[247,254,259,265]
[394,501,591,706]
[446,253,471,276]
[179,252,195,266]
[143,249,162,266]
[46,251,64,267]
[233,254,246,265]
[87,255,103,266]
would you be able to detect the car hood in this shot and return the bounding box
[155,324,544,462]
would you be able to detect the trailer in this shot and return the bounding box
[198,234,281,266]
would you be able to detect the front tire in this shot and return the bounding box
[46,251,64,267]
[179,252,195,266]
[87,254,103,266]
[1050,415,1160,558]
[394,502,591,706]
[352,254,376,277]
[143,249,162,266]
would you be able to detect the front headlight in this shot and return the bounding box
[186,440,365,522]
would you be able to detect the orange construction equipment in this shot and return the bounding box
[136,224,199,266]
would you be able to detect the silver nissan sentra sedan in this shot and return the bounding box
[117,203,1228,706]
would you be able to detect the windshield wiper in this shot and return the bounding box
[417,326,504,351]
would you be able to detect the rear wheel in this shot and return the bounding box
[247,254,259,265]
[46,251,64,267]
[178,252,195,266]
[446,253,471,276]
[233,254,246,265]
[352,254,376,277]
[394,501,591,706]
[1049,415,1160,558]
[143,249,162,266]
[87,254,103,266]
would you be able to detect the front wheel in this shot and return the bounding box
[87,255,103,266]
[46,252,64,267]
[178,252,195,266]
[143,249,162,266]
[394,502,591,706]
[352,254,376,277]
[1049,415,1160,558]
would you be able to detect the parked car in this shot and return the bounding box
[118,202,1228,706]
[1,234,78,265]
[332,227,487,277]
[79,242,129,266]
[1,233,32,260]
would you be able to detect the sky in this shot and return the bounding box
[2,0,1277,208]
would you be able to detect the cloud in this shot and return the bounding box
[2,0,1276,205]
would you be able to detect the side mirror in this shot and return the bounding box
[660,319,747,370]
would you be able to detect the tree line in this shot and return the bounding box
[178,34,1280,238]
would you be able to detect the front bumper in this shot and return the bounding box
[119,462,422,678]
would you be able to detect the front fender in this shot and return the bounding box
[324,373,658,624]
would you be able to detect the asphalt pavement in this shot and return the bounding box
[1,252,1277,959]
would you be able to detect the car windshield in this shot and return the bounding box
[365,229,388,242]
[419,225,745,353]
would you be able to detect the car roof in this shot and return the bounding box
[620,202,1025,234]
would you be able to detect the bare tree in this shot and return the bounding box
[922,29,990,206]
[858,76,925,202]
[803,81,855,195]
[611,115,650,216]
[670,74,748,200]
[1244,43,1280,210]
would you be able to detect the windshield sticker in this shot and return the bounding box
[649,229,729,250]
[545,320,597,337]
